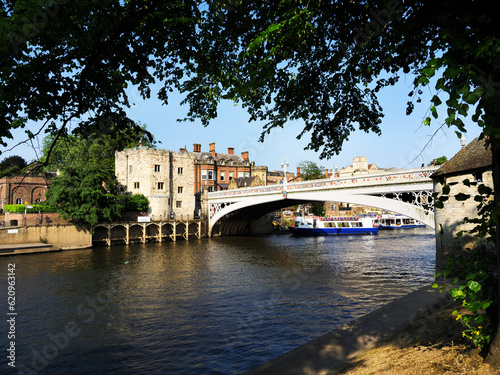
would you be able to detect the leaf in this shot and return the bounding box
[467,280,482,293]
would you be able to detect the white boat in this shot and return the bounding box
[289,216,378,236]
[374,214,426,229]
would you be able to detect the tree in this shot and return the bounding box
[428,156,448,166]
[39,121,155,173]
[40,121,153,227]
[45,164,123,229]
[0,155,27,176]
[183,2,500,362]
[1,0,499,363]
[298,161,325,180]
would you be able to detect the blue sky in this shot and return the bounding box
[1,75,483,174]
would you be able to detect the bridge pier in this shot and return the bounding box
[92,219,207,245]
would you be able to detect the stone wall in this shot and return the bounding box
[433,169,494,269]
[172,150,197,218]
[0,225,92,249]
[115,147,199,218]
[3,212,69,226]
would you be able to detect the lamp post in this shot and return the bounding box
[281,158,289,187]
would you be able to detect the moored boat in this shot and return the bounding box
[289,216,378,236]
[374,214,426,229]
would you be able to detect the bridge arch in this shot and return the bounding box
[208,191,434,237]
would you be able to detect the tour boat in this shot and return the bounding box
[289,216,378,236]
[374,214,426,229]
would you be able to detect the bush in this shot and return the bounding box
[117,194,149,212]
[3,204,57,213]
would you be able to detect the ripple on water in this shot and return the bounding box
[3,228,435,374]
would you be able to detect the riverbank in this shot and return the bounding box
[332,298,495,374]
[245,285,497,375]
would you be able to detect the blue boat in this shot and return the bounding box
[289,216,378,236]
[374,214,426,229]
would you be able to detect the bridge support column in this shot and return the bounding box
[157,222,162,243]
[106,225,111,246]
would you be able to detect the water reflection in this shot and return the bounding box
[2,228,435,374]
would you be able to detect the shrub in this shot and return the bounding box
[118,194,149,212]
[3,204,57,213]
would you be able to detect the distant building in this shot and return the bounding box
[0,173,52,211]
[228,175,265,189]
[115,146,196,219]
[267,170,295,185]
[327,156,390,178]
[431,137,494,270]
[115,143,266,219]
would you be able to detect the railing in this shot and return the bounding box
[208,166,439,199]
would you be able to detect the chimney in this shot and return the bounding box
[209,142,216,157]
[297,167,301,175]
[325,168,329,177]
[228,147,234,155]
[241,151,249,160]
[193,143,201,152]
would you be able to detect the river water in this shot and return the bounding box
[2,228,435,374]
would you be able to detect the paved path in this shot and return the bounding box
[0,243,61,256]
[244,285,448,375]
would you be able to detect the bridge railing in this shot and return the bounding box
[208,166,440,199]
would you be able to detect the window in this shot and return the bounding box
[228,171,233,181]
[178,186,183,194]
[134,182,140,189]
[154,164,161,172]
[178,167,183,174]
[238,172,244,178]
[157,182,164,190]
[220,171,225,181]
[244,172,250,178]
[330,204,335,210]
[176,201,182,208]
[208,186,213,192]
[208,170,214,180]
[16,198,22,204]
[201,170,207,180]
[129,165,133,173]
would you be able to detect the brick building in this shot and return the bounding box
[115,143,266,219]
[0,173,52,212]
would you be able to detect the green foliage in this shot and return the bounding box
[0,155,28,177]
[433,245,496,349]
[118,194,149,212]
[3,204,56,213]
[428,156,448,166]
[433,177,497,349]
[298,161,326,180]
[40,122,155,173]
[45,164,123,229]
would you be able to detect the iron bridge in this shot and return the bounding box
[207,166,439,236]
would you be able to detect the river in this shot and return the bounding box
[1,228,435,374]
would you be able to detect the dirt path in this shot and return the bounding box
[332,300,498,374]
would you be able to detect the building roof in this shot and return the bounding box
[232,176,258,187]
[432,137,492,178]
[194,152,245,163]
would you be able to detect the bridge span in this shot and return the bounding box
[207,166,439,236]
